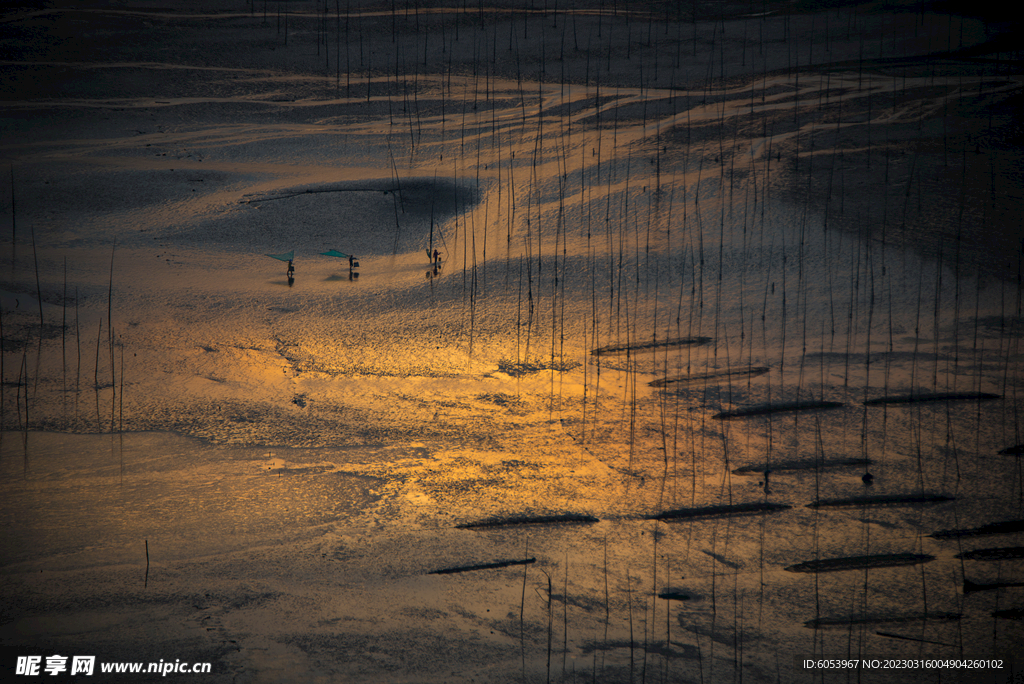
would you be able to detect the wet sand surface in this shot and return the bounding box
[1,2,1022,682]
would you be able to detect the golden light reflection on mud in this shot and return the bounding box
[1,1,1022,681]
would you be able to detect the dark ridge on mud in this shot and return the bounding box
[647,502,791,521]
[650,366,769,388]
[807,494,954,509]
[992,608,1024,620]
[964,579,1024,593]
[875,632,954,646]
[577,639,699,660]
[591,336,712,356]
[428,558,536,575]
[703,550,741,569]
[804,612,961,629]
[998,445,1024,455]
[732,458,872,475]
[496,357,580,377]
[863,392,1001,406]
[240,177,478,213]
[713,401,844,420]
[784,553,935,573]
[658,591,693,602]
[456,514,599,529]
[930,520,1024,539]
[955,547,1024,561]
[241,185,398,204]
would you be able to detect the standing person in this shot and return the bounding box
[433,249,440,266]
[287,260,294,278]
